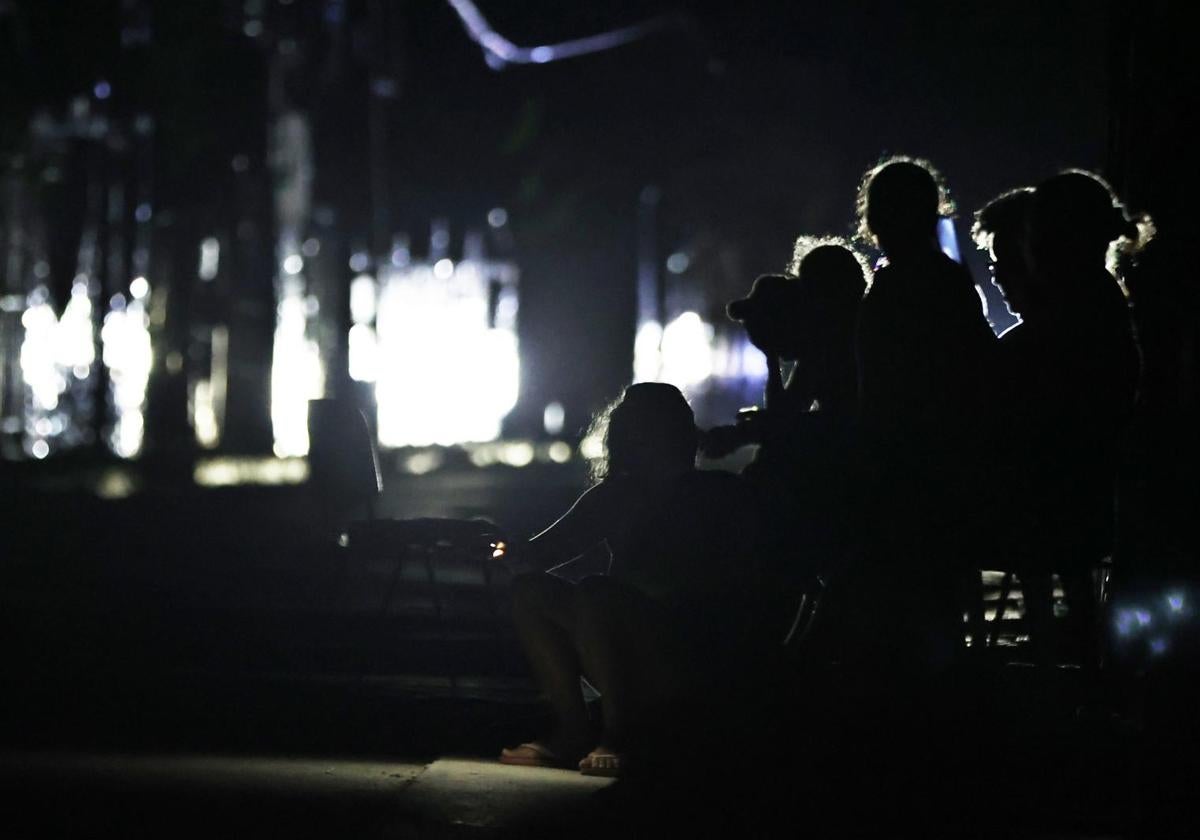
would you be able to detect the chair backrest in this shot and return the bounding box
[307,398,382,517]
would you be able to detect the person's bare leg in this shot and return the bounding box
[508,573,591,759]
[573,576,684,770]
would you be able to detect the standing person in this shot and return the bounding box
[701,241,870,646]
[1019,170,1143,664]
[498,383,753,776]
[853,156,996,668]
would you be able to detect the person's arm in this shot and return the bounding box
[509,481,616,573]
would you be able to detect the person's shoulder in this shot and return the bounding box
[929,251,974,284]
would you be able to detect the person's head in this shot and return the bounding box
[787,237,870,350]
[856,155,954,256]
[726,274,802,358]
[972,187,1035,316]
[1028,169,1152,276]
[587,383,697,482]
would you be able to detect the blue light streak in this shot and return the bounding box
[445,0,685,69]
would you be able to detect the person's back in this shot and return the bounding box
[858,249,994,451]
[853,158,995,552]
[1021,172,1143,558]
[849,156,996,668]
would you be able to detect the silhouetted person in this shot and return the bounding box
[981,171,1143,664]
[853,156,996,667]
[499,383,752,776]
[701,241,869,641]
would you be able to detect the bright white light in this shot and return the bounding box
[660,311,713,387]
[500,441,535,467]
[194,456,309,487]
[433,258,454,280]
[31,439,49,459]
[543,401,565,436]
[199,237,220,280]
[666,252,690,274]
[20,301,65,411]
[579,433,604,460]
[101,288,153,458]
[350,274,377,324]
[270,277,325,456]
[547,441,572,463]
[488,207,508,228]
[282,254,304,275]
[193,379,220,448]
[375,261,519,447]
[348,324,379,383]
[633,320,663,383]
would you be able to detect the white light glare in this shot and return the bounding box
[660,311,714,387]
[282,254,304,275]
[199,237,220,281]
[270,278,325,456]
[101,287,153,458]
[543,401,565,436]
[375,261,518,447]
[666,252,690,274]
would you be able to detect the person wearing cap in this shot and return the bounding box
[702,239,870,648]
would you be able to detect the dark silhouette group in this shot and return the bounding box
[499,156,1150,777]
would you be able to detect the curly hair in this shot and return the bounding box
[854,155,956,247]
[971,187,1035,252]
[787,235,874,293]
[583,383,697,483]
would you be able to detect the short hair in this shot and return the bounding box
[971,187,1035,252]
[855,155,955,246]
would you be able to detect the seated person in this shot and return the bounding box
[499,383,753,776]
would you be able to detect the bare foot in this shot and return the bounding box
[499,742,564,768]
[578,746,623,777]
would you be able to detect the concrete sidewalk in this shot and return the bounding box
[2,751,612,838]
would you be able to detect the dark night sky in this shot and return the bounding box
[2,0,1113,435]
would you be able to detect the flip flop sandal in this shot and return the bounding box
[578,749,623,778]
[499,742,566,768]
